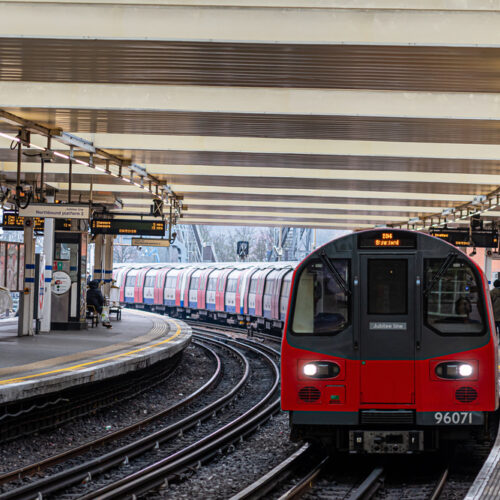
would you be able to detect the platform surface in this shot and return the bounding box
[0,309,191,404]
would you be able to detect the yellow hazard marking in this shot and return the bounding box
[0,319,182,386]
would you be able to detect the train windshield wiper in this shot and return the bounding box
[319,251,351,296]
[424,252,457,297]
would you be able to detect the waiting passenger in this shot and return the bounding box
[87,280,112,329]
[455,296,478,323]
[490,280,500,335]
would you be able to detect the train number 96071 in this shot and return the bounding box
[433,412,473,425]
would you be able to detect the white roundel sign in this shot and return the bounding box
[52,271,71,295]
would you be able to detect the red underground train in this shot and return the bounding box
[281,229,499,453]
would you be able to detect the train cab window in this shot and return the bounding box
[292,259,350,335]
[125,275,136,287]
[424,259,484,335]
[368,259,407,315]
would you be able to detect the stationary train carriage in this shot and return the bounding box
[281,229,499,453]
[114,261,297,332]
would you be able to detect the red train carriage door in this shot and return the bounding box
[359,256,415,404]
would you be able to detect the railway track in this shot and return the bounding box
[0,326,281,499]
[231,448,450,500]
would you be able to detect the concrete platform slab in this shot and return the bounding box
[0,309,191,404]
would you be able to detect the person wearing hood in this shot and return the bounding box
[490,279,500,335]
[87,280,112,328]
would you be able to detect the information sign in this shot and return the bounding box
[430,228,471,247]
[2,211,71,231]
[131,238,170,247]
[471,230,499,248]
[52,271,71,295]
[91,219,166,236]
[19,203,89,219]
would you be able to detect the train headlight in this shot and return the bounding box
[458,364,473,377]
[302,361,340,379]
[435,362,474,379]
[303,364,318,376]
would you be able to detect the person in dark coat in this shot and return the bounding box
[87,280,112,328]
[490,279,500,335]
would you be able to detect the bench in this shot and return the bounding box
[87,305,99,327]
[109,305,122,321]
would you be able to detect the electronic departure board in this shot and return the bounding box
[358,230,417,249]
[91,218,166,236]
[429,228,470,247]
[2,211,71,231]
[471,230,499,248]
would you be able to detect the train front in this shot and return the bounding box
[281,229,498,453]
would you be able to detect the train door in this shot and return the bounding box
[359,255,415,405]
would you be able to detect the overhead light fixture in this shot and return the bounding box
[409,217,421,224]
[472,195,487,206]
[441,208,455,216]
[55,132,96,154]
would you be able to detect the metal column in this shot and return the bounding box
[40,199,54,333]
[103,235,114,296]
[484,250,493,287]
[93,234,104,283]
[18,218,35,336]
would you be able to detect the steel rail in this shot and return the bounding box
[348,467,385,500]
[0,341,220,487]
[76,334,281,499]
[187,319,283,344]
[429,468,449,500]
[276,453,329,500]
[229,444,312,500]
[0,337,251,500]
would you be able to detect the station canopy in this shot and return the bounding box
[1,1,500,230]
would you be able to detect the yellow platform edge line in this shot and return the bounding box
[0,319,182,386]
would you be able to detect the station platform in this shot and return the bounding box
[0,309,191,404]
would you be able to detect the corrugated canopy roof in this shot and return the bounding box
[1,0,500,229]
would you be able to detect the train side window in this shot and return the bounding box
[190,277,199,291]
[249,277,258,293]
[207,276,218,291]
[424,259,485,336]
[144,276,155,288]
[291,259,350,335]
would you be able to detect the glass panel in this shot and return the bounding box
[368,259,407,315]
[292,259,349,335]
[6,244,18,291]
[144,276,155,287]
[249,277,258,293]
[227,278,237,292]
[208,276,217,291]
[190,277,199,291]
[425,259,484,335]
[264,278,274,295]
[125,275,136,287]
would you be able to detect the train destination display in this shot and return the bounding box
[91,219,166,236]
[358,231,417,249]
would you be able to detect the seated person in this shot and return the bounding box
[87,280,112,329]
